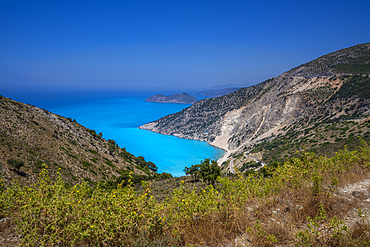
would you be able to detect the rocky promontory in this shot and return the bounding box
[140,42,370,164]
[144,93,197,104]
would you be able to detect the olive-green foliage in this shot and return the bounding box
[198,159,221,185]
[108,139,117,154]
[240,161,259,173]
[120,149,158,172]
[258,161,282,177]
[87,129,102,139]
[99,170,172,190]
[137,156,158,172]
[295,204,349,246]
[2,141,370,246]
[184,164,201,181]
[156,172,172,180]
[332,59,370,74]
[7,158,24,170]
[105,160,115,168]
[331,75,370,100]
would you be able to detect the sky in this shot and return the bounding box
[1,0,370,94]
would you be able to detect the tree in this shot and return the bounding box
[197,159,221,185]
[157,172,172,179]
[108,143,116,154]
[184,164,200,182]
[147,161,158,172]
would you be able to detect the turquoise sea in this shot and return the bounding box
[5,90,224,176]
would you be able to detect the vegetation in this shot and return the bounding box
[2,142,370,246]
[333,62,370,74]
[6,159,25,170]
[288,43,370,76]
[239,160,259,172]
[120,149,158,172]
[2,43,370,246]
[0,95,157,186]
[330,75,370,100]
[248,115,370,164]
[184,158,221,185]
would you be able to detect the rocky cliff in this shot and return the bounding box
[145,92,197,104]
[140,43,370,164]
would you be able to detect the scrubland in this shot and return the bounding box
[1,142,370,246]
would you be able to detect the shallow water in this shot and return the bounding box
[5,91,224,176]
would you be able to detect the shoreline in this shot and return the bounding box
[138,125,230,165]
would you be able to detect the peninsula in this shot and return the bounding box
[144,92,197,104]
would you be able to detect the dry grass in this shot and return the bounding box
[220,170,370,246]
[1,144,370,246]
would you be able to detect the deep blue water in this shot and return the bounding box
[3,90,224,176]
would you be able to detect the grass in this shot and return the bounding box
[1,142,370,246]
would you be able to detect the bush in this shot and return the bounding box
[197,159,221,185]
[2,141,370,246]
[7,158,24,170]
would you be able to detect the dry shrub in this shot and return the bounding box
[179,207,250,246]
[2,142,370,246]
[349,222,370,245]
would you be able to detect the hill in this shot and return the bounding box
[2,43,370,247]
[0,96,158,186]
[140,43,370,171]
[144,92,197,104]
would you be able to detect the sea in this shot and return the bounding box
[3,89,225,176]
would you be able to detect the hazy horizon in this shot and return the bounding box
[1,0,370,93]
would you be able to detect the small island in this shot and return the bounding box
[144,92,197,104]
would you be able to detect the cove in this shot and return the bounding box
[32,92,226,176]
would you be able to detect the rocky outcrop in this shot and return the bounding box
[140,43,370,156]
[144,93,197,104]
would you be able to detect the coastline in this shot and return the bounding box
[139,124,230,166]
[144,100,195,104]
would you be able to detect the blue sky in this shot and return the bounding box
[1,0,370,93]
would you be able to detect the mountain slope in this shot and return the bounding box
[0,96,157,185]
[140,43,370,166]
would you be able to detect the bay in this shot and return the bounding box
[6,90,224,176]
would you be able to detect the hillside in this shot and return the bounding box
[144,92,197,104]
[0,96,157,186]
[140,43,370,169]
[1,43,370,247]
[2,140,370,246]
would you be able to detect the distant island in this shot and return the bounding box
[144,93,197,104]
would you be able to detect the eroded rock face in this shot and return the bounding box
[140,76,342,151]
[140,43,370,153]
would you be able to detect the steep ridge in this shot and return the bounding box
[0,96,157,185]
[140,43,370,165]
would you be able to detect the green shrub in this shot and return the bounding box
[1,141,370,246]
[7,158,24,170]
